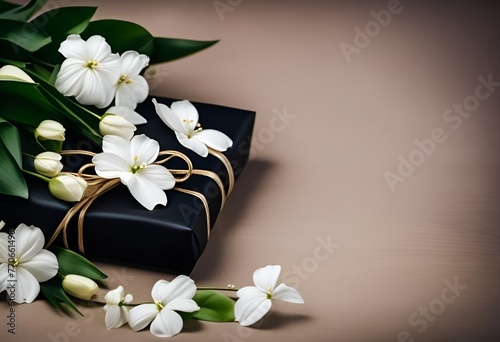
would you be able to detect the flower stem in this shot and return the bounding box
[197,286,239,292]
[23,152,36,159]
[22,169,51,182]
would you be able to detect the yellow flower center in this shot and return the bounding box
[155,300,164,311]
[118,74,133,85]
[130,156,147,174]
[182,120,202,138]
[266,287,272,300]
[8,258,19,267]
[85,60,98,70]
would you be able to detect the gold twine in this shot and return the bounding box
[44,147,235,254]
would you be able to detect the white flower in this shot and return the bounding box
[48,174,88,202]
[104,286,133,330]
[99,114,137,140]
[62,274,99,300]
[128,276,200,338]
[0,223,58,303]
[152,98,233,157]
[106,106,147,125]
[35,120,65,141]
[92,134,175,210]
[0,65,34,82]
[34,151,63,177]
[114,51,150,109]
[234,265,304,326]
[55,35,121,108]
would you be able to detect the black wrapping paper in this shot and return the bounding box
[0,96,255,274]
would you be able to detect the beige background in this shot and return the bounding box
[2,0,500,341]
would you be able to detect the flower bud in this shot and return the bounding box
[99,114,136,140]
[34,151,63,177]
[48,174,87,202]
[0,65,35,83]
[62,274,99,300]
[35,120,66,141]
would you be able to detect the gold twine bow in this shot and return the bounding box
[44,148,234,254]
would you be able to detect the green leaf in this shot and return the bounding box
[178,311,195,321]
[149,37,218,64]
[0,73,102,145]
[82,19,154,55]
[0,119,28,198]
[33,6,97,66]
[25,71,102,145]
[40,277,83,316]
[50,246,107,280]
[0,56,26,67]
[192,290,235,322]
[0,18,51,52]
[0,0,47,21]
[0,79,67,127]
[0,117,22,167]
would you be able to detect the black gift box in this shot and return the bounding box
[0,96,255,274]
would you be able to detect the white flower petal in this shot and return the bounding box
[75,68,115,108]
[104,286,124,305]
[164,298,200,313]
[176,132,208,157]
[14,223,44,262]
[99,114,137,140]
[272,283,304,303]
[253,265,281,293]
[125,174,167,210]
[101,135,132,162]
[124,294,133,303]
[234,294,272,326]
[93,153,132,179]
[0,263,7,293]
[0,65,35,82]
[105,305,128,330]
[131,134,159,165]
[58,34,88,60]
[152,98,185,133]
[0,232,8,263]
[128,303,158,332]
[236,286,264,298]
[171,100,199,133]
[138,165,175,190]
[55,58,89,96]
[106,106,147,125]
[86,35,113,62]
[193,129,233,152]
[151,279,170,302]
[20,249,58,282]
[15,266,40,303]
[153,275,197,304]
[150,309,184,338]
[120,50,149,76]
[115,75,149,109]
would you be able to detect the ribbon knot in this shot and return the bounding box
[45,148,234,254]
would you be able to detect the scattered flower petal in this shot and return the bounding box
[104,285,133,329]
[128,276,199,338]
[234,265,304,326]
